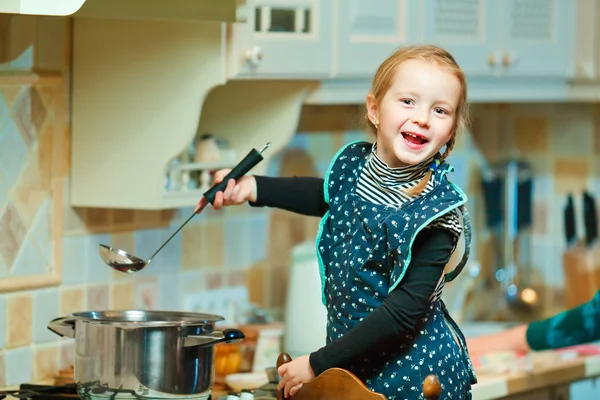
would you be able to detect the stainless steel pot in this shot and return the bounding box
[48,310,245,400]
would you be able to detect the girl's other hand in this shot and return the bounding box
[205,169,258,211]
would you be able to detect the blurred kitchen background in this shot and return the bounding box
[0,0,600,398]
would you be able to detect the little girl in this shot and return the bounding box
[206,45,476,399]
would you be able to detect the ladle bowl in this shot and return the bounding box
[99,244,147,273]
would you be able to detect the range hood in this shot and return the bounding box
[70,17,316,210]
[1,0,246,22]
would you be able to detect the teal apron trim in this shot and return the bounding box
[315,210,330,306]
[388,167,469,293]
[322,140,363,205]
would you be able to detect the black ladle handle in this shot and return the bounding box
[203,142,271,204]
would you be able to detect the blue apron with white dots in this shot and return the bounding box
[315,142,477,399]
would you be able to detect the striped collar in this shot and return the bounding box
[366,143,436,188]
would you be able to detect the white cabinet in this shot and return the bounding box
[70,18,314,210]
[0,0,85,15]
[227,0,333,79]
[498,0,576,78]
[335,0,421,78]
[423,0,576,79]
[422,0,498,77]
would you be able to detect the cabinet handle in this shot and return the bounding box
[487,53,497,67]
[245,45,263,67]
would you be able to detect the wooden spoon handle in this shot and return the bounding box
[276,353,293,400]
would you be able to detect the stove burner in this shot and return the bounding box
[0,384,78,399]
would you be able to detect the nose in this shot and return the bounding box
[411,107,430,127]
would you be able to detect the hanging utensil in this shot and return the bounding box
[99,142,271,273]
[583,191,598,248]
[564,194,577,248]
[502,160,539,315]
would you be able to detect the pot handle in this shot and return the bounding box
[47,317,75,338]
[183,328,245,348]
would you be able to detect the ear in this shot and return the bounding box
[366,94,379,126]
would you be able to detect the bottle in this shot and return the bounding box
[194,133,221,163]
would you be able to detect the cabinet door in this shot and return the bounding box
[499,0,576,78]
[335,0,421,78]
[422,0,498,77]
[231,0,332,78]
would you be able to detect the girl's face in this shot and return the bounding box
[367,59,461,168]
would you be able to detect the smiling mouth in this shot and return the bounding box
[401,132,429,145]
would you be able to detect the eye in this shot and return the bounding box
[400,99,414,106]
[433,107,448,115]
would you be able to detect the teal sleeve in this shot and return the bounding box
[526,290,600,351]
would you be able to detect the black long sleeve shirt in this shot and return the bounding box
[251,176,454,375]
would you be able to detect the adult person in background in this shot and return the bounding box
[467,290,600,356]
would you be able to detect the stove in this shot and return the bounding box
[0,384,276,400]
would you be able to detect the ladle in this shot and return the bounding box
[501,160,539,316]
[99,142,271,273]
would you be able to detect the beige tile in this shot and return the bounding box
[0,86,24,108]
[247,260,267,306]
[269,266,289,310]
[182,224,203,270]
[111,282,135,310]
[32,345,58,382]
[0,351,5,388]
[205,270,223,289]
[594,111,600,155]
[0,15,10,63]
[268,213,293,267]
[13,87,47,148]
[110,231,134,256]
[85,208,112,232]
[532,202,548,235]
[86,284,109,310]
[58,179,86,234]
[278,148,319,178]
[134,210,163,229]
[134,277,158,310]
[37,119,53,190]
[11,156,49,229]
[227,270,246,287]
[297,105,362,132]
[33,17,69,71]
[202,220,224,266]
[551,109,595,156]
[60,287,84,315]
[553,158,591,195]
[59,340,74,370]
[53,124,70,179]
[112,209,134,227]
[0,201,27,268]
[161,209,176,225]
[8,15,36,65]
[37,86,56,110]
[7,293,33,348]
[512,116,549,154]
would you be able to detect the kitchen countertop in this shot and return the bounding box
[471,350,600,399]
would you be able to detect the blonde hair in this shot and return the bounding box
[365,45,470,196]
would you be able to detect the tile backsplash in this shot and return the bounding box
[1,15,600,387]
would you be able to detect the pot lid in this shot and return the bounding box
[69,310,224,327]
